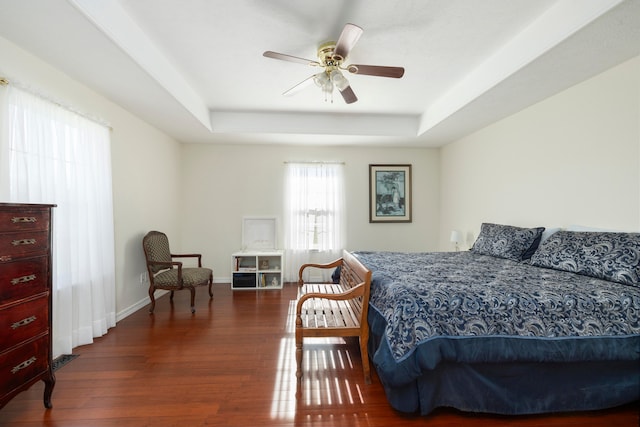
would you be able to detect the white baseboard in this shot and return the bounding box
[116,290,168,322]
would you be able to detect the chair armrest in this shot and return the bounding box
[148,260,181,268]
[171,253,203,267]
[147,260,183,274]
[148,260,185,283]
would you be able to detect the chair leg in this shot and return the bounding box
[169,290,174,302]
[208,273,214,298]
[189,287,196,314]
[148,286,156,314]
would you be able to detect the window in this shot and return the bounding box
[284,162,345,281]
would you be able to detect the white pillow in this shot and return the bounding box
[541,227,561,242]
[567,225,626,232]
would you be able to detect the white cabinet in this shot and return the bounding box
[231,251,283,290]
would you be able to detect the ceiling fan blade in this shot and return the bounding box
[263,51,320,67]
[339,85,358,104]
[282,74,316,96]
[333,23,363,60]
[347,64,405,78]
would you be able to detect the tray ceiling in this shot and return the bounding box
[0,0,638,146]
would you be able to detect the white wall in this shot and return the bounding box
[180,144,440,282]
[440,56,640,250]
[0,36,183,319]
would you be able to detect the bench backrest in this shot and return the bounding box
[339,250,372,322]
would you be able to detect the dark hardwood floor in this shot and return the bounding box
[1,284,638,426]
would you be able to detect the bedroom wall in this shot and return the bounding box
[179,144,440,282]
[0,36,183,319]
[439,55,640,250]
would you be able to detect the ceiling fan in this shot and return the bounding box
[263,23,405,104]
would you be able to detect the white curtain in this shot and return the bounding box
[284,162,345,282]
[0,85,116,358]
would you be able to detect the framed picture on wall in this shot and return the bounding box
[369,164,412,223]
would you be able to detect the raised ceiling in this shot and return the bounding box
[0,0,638,147]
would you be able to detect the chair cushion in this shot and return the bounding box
[154,267,212,287]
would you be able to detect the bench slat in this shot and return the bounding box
[301,297,356,328]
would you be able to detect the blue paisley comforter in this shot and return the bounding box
[355,251,640,381]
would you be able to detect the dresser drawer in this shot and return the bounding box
[0,256,48,304]
[0,230,50,260]
[0,297,49,351]
[0,208,50,233]
[0,335,49,398]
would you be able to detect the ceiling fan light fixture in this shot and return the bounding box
[330,69,349,91]
[313,72,330,88]
[312,71,334,102]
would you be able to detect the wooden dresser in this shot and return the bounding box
[0,203,55,410]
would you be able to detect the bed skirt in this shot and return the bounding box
[368,308,640,415]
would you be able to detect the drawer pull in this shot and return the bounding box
[11,315,37,329]
[11,216,37,223]
[11,356,37,374]
[11,238,36,246]
[11,274,37,285]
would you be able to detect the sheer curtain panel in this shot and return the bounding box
[284,162,345,282]
[0,85,116,358]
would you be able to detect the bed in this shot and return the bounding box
[353,223,640,415]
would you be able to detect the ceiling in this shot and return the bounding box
[0,0,638,147]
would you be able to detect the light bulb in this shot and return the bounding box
[330,69,349,91]
[313,72,330,88]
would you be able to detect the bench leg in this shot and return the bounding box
[360,336,372,384]
[295,328,303,383]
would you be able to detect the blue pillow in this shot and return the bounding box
[331,266,341,284]
[471,223,545,262]
[529,231,640,286]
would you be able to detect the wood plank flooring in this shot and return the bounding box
[1,284,638,426]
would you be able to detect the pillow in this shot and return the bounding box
[471,223,545,261]
[331,266,341,284]
[541,227,561,243]
[567,225,626,232]
[529,231,640,286]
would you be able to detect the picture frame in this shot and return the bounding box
[369,164,412,223]
[242,217,277,250]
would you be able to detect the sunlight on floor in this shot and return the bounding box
[270,301,366,420]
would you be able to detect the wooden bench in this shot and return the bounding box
[295,250,373,384]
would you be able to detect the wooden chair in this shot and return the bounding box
[142,231,213,314]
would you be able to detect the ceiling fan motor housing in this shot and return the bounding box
[317,41,342,67]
